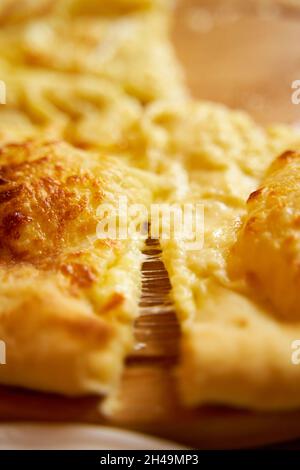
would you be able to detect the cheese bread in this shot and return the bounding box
[143,100,300,410]
[4,0,300,416]
[0,139,153,396]
[0,1,186,103]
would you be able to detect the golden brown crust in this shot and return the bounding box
[234,150,300,322]
[0,139,153,396]
[0,0,176,403]
[0,141,103,266]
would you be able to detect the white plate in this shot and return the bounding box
[0,423,185,450]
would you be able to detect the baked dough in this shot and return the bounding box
[0,1,186,103]
[143,100,300,410]
[0,60,142,151]
[233,150,300,322]
[0,140,153,396]
[0,0,182,401]
[5,0,300,416]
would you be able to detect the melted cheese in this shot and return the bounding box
[0,0,183,401]
[0,140,153,396]
[4,0,300,413]
[145,100,300,411]
[0,2,186,103]
[0,60,142,151]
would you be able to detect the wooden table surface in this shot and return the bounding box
[1,0,300,449]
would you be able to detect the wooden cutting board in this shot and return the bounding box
[1,0,300,449]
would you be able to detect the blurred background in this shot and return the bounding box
[173,0,300,125]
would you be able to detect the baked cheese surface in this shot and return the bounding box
[4,0,300,414]
[0,60,142,151]
[145,100,300,410]
[0,0,183,400]
[0,140,153,396]
[0,1,186,103]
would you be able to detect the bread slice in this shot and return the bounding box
[143,100,300,410]
[0,139,153,397]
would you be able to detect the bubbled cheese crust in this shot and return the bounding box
[0,140,153,396]
[233,150,300,322]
